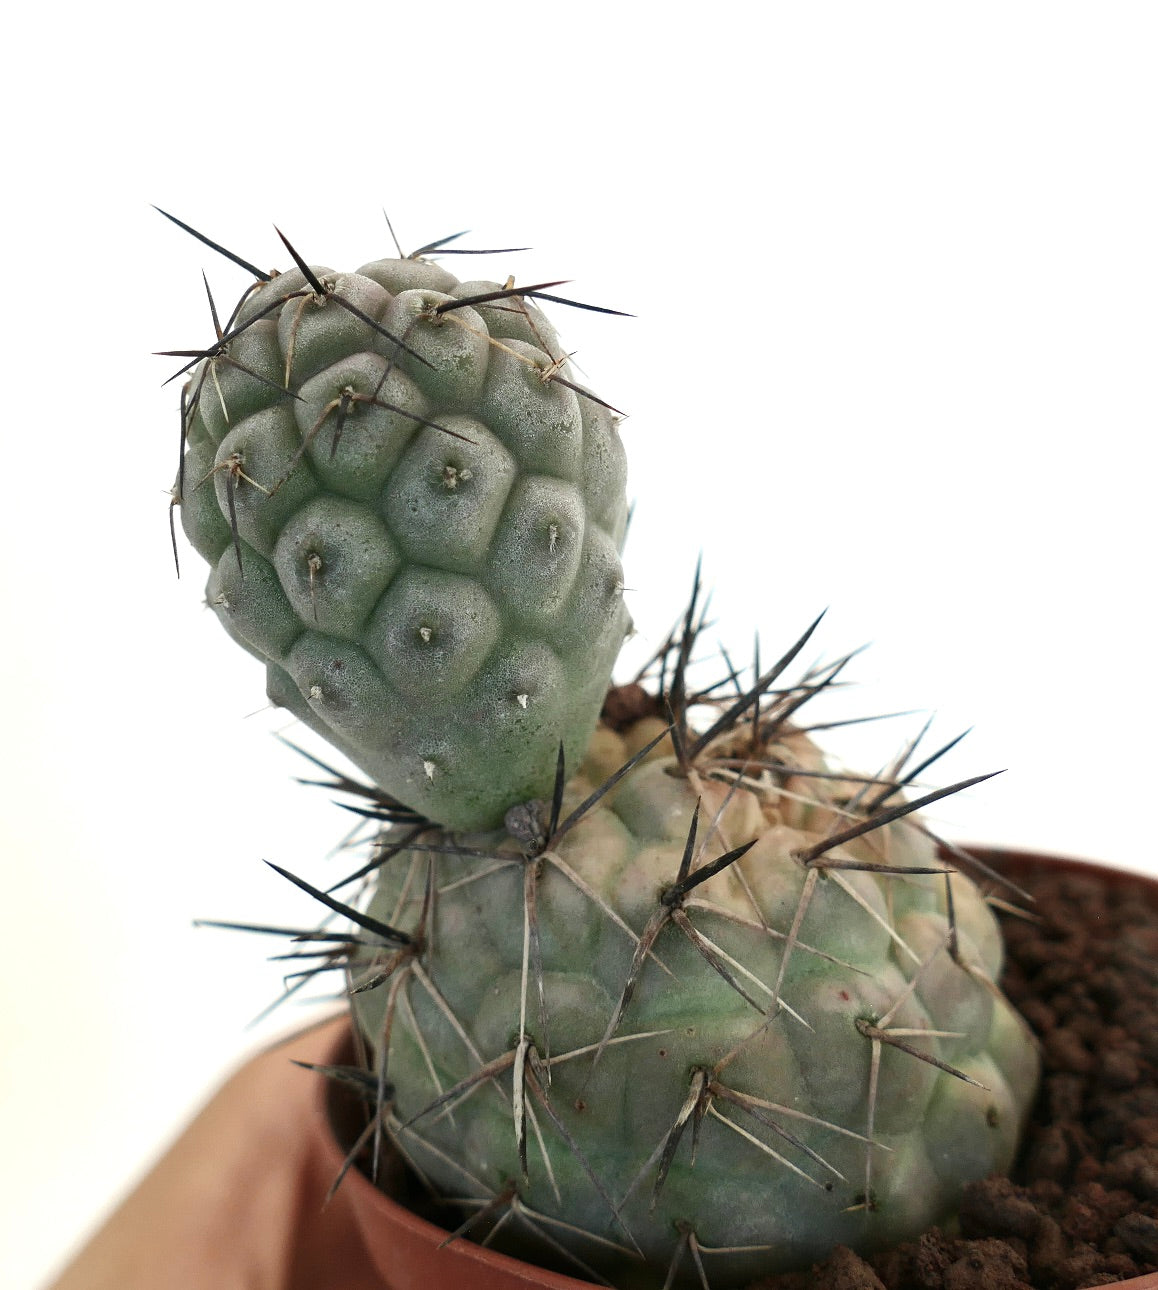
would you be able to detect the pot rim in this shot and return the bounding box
[939,840,1158,884]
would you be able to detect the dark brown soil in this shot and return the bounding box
[750,850,1158,1290]
[600,681,665,731]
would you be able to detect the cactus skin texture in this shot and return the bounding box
[175,240,630,830]
[164,220,1039,1289]
[350,696,1040,1288]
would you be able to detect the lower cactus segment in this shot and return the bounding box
[344,664,1039,1286]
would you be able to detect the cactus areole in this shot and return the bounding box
[164,215,1040,1289]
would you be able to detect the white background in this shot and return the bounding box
[3,5,1156,1287]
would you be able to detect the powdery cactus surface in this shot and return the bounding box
[163,217,1041,1289]
[350,676,1040,1287]
[169,219,630,830]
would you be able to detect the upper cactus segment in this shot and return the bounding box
[165,218,632,830]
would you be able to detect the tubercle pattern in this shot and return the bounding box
[163,219,632,830]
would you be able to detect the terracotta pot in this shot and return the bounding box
[309,846,1158,1290]
[319,1028,591,1290]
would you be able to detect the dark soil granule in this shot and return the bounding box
[599,682,664,731]
[749,849,1158,1290]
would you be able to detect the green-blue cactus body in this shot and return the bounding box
[166,221,1040,1289]
[351,718,1040,1286]
[179,255,630,830]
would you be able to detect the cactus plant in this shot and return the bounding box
[162,215,1040,1289]
[162,210,631,831]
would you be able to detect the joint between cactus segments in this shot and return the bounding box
[506,800,550,857]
